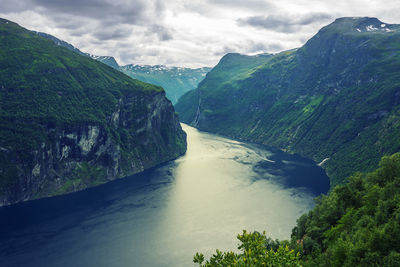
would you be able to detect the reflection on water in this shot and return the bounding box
[0,124,329,267]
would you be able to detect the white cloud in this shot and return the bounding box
[0,0,399,68]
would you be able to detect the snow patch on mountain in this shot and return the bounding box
[366,25,378,31]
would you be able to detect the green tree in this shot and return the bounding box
[194,230,302,267]
[291,152,400,266]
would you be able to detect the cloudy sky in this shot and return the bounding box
[1,0,399,68]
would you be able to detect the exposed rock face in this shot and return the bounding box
[0,19,186,206]
[0,92,186,206]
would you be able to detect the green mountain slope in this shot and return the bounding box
[175,17,400,186]
[34,31,211,105]
[176,52,273,122]
[0,18,186,206]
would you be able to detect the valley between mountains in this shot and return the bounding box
[1,15,400,267]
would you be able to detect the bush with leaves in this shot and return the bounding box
[193,230,302,267]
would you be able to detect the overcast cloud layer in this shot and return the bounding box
[1,0,399,67]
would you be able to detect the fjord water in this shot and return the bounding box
[0,124,329,267]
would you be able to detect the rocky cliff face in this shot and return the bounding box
[0,19,186,206]
[0,91,186,207]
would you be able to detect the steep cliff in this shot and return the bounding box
[176,17,400,186]
[0,19,186,206]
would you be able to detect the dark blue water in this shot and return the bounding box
[0,124,329,267]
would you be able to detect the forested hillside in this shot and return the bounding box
[176,17,400,186]
[0,18,186,205]
[195,152,400,266]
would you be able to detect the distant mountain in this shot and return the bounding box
[34,31,210,104]
[175,17,400,186]
[120,64,211,104]
[0,18,186,206]
[89,55,120,69]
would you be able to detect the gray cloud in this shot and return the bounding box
[267,43,285,51]
[213,45,238,56]
[52,16,86,30]
[0,0,32,13]
[213,41,283,57]
[0,0,399,68]
[247,42,269,53]
[69,30,87,37]
[208,0,275,10]
[149,25,174,41]
[120,51,141,62]
[0,0,167,37]
[0,0,174,54]
[93,26,133,41]
[247,41,284,53]
[32,0,148,24]
[298,13,333,25]
[238,13,333,33]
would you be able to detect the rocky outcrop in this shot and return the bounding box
[0,92,186,206]
[0,18,187,206]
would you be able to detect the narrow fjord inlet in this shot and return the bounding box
[0,124,329,267]
[2,2,400,265]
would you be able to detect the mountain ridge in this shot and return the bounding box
[0,18,187,206]
[33,30,211,104]
[120,64,211,104]
[176,16,400,186]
